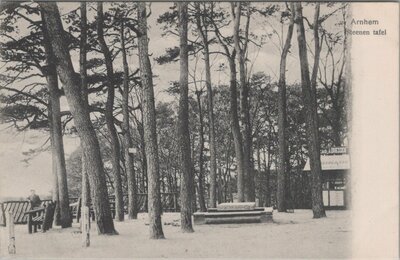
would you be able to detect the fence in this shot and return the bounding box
[109,192,180,213]
[0,200,53,225]
[1,193,179,225]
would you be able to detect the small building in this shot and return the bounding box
[303,149,350,209]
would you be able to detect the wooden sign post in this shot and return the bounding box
[81,206,90,247]
[7,211,16,254]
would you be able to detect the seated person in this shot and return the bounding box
[27,189,41,209]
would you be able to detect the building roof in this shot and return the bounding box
[303,154,350,171]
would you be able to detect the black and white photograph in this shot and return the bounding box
[0,0,398,258]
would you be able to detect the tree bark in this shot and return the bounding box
[137,113,149,212]
[232,3,255,202]
[137,2,165,239]
[294,2,326,218]
[81,152,91,208]
[311,3,321,105]
[277,3,294,213]
[121,20,138,219]
[227,56,245,202]
[255,138,263,206]
[80,2,91,210]
[50,120,61,226]
[177,2,194,233]
[212,10,245,202]
[97,2,124,222]
[196,91,207,212]
[42,12,71,228]
[39,2,117,234]
[195,2,217,210]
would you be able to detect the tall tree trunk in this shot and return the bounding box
[80,2,91,210]
[177,2,194,233]
[294,2,326,218]
[195,2,217,210]
[311,3,321,105]
[263,148,271,207]
[42,14,71,228]
[256,138,263,206]
[196,91,207,212]
[228,56,245,202]
[97,2,124,222]
[121,21,138,220]
[232,2,254,202]
[39,2,117,234]
[277,3,294,212]
[50,118,61,226]
[212,11,245,202]
[332,99,342,146]
[137,115,149,212]
[81,152,91,205]
[137,2,165,239]
[49,78,71,228]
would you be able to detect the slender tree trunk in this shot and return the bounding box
[277,4,294,212]
[137,2,165,239]
[49,78,71,228]
[120,21,138,219]
[39,2,117,234]
[311,3,321,104]
[332,99,342,146]
[138,117,149,212]
[256,139,263,206]
[212,9,245,202]
[263,147,271,207]
[196,91,207,212]
[294,2,326,218]
[228,57,245,202]
[195,2,217,210]
[121,22,138,220]
[42,14,71,228]
[80,2,91,210]
[232,3,254,202]
[50,120,61,226]
[81,153,91,207]
[177,2,194,233]
[97,3,124,222]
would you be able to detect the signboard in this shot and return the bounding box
[322,190,345,207]
[321,147,347,155]
[329,191,345,206]
[330,147,347,154]
[323,191,329,206]
[303,154,350,171]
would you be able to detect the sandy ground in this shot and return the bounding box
[0,210,350,259]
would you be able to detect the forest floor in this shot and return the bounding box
[0,209,351,259]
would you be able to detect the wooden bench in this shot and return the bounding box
[69,198,95,223]
[193,202,273,225]
[24,202,56,233]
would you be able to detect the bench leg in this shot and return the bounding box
[33,224,37,233]
[28,217,32,234]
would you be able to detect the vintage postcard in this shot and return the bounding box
[0,0,398,259]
